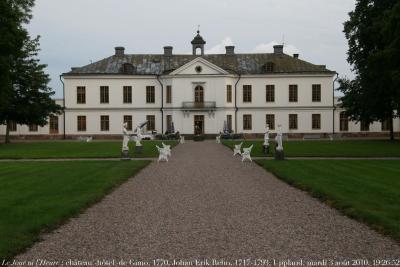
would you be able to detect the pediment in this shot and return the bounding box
[170,57,229,75]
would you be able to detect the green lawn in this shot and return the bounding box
[256,160,400,240]
[0,160,150,260]
[0,140,178,159]
[223,140,400,157]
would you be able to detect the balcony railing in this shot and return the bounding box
[182,101,216,110]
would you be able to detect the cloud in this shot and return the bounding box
[205,37,234,54]
[253,41,300,55]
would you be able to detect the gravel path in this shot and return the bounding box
[15,141,400,266]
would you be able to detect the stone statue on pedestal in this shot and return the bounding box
[121,123,131,159]
[263,124,270,155]
[274,124,284,160]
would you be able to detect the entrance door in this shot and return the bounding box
[194,115,204,135]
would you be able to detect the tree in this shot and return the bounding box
[339,0,400,140]
[0,0,63,143]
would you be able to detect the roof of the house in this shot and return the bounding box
[63,53,335,76]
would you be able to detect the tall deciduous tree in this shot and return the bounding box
[339,0,400,140]
[0,0,62,143]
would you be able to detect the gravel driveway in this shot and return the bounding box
[15,140,400,266]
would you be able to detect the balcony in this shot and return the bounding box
[182,101,216,110]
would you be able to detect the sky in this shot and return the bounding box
[26,0,357,98]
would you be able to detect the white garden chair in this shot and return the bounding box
[216,135,221,144]
[241,144,253,162]
[156,145,168,162]
[162,142,171,157]
[233,142,243,156]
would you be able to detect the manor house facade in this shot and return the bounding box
[1,31,399,138]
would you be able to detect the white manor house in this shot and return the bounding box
[1,31,399,139]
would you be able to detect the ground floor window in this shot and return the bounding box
[312,114,321,130]
[77,116,86,131]
[360,120,370,131]
[265,114,275,130]
[289,114,298,130]
[49,116,59,134]
[123,115,132,131]
[381,119,390,131]
[166,115,172,133]
[29,124,38,132]
[9,121,17,132]
[146,115,155,131]
[100,115,109,131]
[227,114,232,132]
[243,114,252,130]
[340,112,348,131]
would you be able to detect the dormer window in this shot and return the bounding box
[265,62,274,72]
[121,63,135,74]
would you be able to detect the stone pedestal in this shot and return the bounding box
[275,149,284,160]
[263,145,269,156]
[121,150,131,160]
[135,145,143,154]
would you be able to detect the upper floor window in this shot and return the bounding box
[100,86,109,104]
[146,115,155,131]
[77,86,86,104]
[243,85,252,103]
[166,85,172,104]
[77,116,86,131]
[266,85,275,102]
[340,112,348,131]
[100,115,109,131]
[123,86,132,103]
[146,86,155,103]
[194,86,204,103]
[312,84,321,102]
[289,114,298,130]
[226,85,232,103]
[289,85,298,102]
[29,124,38,132]
[312,114,321,129]
[243,114,252,130]
[266,114,275,130]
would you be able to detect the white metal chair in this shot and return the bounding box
[233,142,243,156]
[162,142,171,157]
[241,144,253,162]
[216,135,221,144]
[156,145,168,162]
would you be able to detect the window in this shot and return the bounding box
[49,116,59,134]
[227,115,232,132]
[100,86,109,104]
[243,114,252,130]
[289,85,298,102]
[100,115,109,131]
[340,112,348,131]
[243,85,252,103]
[9,121,17,132]
[360,120,370,131]
[29,124,38,132]
[266,85,275,102]
[312,84,321,102]
[77,116,86,131]
[381,119,390,131]
[123,115,132,131]
[312,114,321,129]
[194,86,204,103]
[166,85,172,104]
[289,114,298,130]
[123,86,132,103]
[266,114,275,130]
[146,86,155,103]
[265,62,274,72]
[77,86,86,104]
[166,115,172,132]
[226,85,232,103]
[146,115,155,131]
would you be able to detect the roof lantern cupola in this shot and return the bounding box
[191,28,206,56]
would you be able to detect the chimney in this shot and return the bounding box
[163,46,173,56]
[225,46,235,55]
[293,54,299,59]
[115,46,125,56]
[71,67,79,71]
[273,45,284,55]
